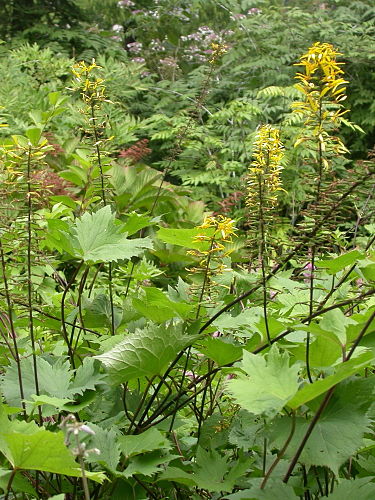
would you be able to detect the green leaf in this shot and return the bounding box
[157,466,196,487]
[197,337,243,366]
[123,212,160,236]
[191,447,252,493]
[83,294,123,330]
[56,206,153,264]
[157,227,212,251]
[69,357,106,396]
[27,394,74,410]
[326,477,375,500]
[212,307,263,331]
[132,287,194,323]
[317,250,364,274]
[358,260,375,282]
[226,346,299,416]
[2,357,71,410]
[95,323,196,383]
[0,468,36,495]
[290,331,342,368]
[35,357,72,398]
[0,406,106,483]
[226,478,299,499]
[122,451,175,478]
[84,423,121,472]
[118,428,171,458]
[271,377,374,475]
[319,309,356,346]
[25,127,42,146]
[228,410,264,450]
[287,351,374,409]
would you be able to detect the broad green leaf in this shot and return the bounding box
[56,206,153,264]
[317,250,364,274]
[69,357,106,395]
[25,127,42,146]
[2,357,104,412]
[0,468,36,495]
[226,346,299,416]
[226,478,299,499]
[122,212,160,236]
[122,451,176,478]
[287,351,374,409]
[27,394,74,410]
[0,407,106,483]
[50,195,78,209]
[132,287,194,323]
[118,427,170,458]
[327,477,375,500]
[84,423,121,472]
[197,337,243,366]
[157,227,212,250]
[35,357,72,398]
[228,410,264,450]
[191,447,252,493]
[2,357,71,410]
[95,323,197,383]
[212,307,263,331]
[290,331,342,368]
[319,309,356,345]
[83,294,123,329]
[157,466,196,486]
[358,260,375,282]
[271,377,374,475]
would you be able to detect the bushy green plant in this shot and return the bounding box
[0,5,374,499]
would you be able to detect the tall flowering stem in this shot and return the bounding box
[293,42,349,197]
[247,124,284,344]
[293,42,350,382]
[189,215,237,319]
[71,59,111,207]
[71,60,116,335]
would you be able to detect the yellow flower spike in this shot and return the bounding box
[293,42,350,171]
[247,124,284,210]
[209,43,228,64]
[294,42,347,106]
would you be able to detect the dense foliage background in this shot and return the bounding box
[0,1,374,499]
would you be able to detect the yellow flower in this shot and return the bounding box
[293,42,348,111]
[71,59,107,105]
[195,215,237,242]
[292,42,350,169]
[247,125,284,210]
[209,43,228,64]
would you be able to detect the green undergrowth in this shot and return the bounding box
[0,2,374,499]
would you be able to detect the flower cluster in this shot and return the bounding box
[127,41,143,54]
[209,43,228,64]
[71,60,107,105]
[188,215,237,306]
[188,215,237,261]
[247,125,284,210]
[293,42,348,121]
[118,138,151,163]
[160,57,179,68]
[117,0,135,7]
[292,42,349,169]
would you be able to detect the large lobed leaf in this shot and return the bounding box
[226,346,299,417]
[95,323,198,384]
[0,405,105,483]
[53,205,153,264]
[270,377,375,475]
